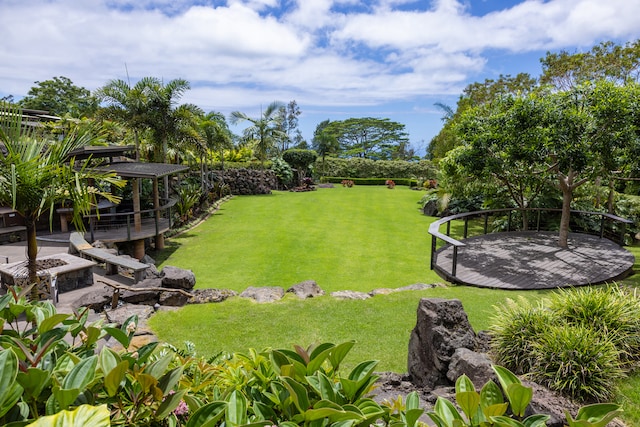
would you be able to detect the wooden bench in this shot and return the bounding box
[69,232,148,283]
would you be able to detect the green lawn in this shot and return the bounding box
[158,186,443,292]
[149,185,640,423]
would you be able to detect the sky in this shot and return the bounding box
[1,0,640,156]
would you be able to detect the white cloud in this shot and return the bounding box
[1,0,639,144]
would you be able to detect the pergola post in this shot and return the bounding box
[153,177,165,250]
[132,177,142,233]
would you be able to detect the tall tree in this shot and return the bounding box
[0,102,122,300]
[540,39,640,90]
[278,100,302,151]
[198,111,233,190]
[230,101,287,166]
[19,76,98,118]
[95,77,158,160]
[323,117,409,159]
[450,81,639,248]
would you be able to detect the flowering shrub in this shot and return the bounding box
[386,179,396,189]
[341,179,355,187]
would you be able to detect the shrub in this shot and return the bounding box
[489,297,555,375]
[549,285,640,365]
[323,177,418,186]
[316,157,437,179]
[490,285,640,402]
[530,324,624,402]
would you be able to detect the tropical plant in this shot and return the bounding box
[0,285,189,426]
[427,365,623,427]
[95,76,159,160]
[282,148,317,186]
[0,102,123,300]
[490,285,640,402]
[230,101,287,166]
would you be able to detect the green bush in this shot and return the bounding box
[316,157,436,179]
[489,297,555,375]
[490,285,640,402]
[531,324,624,402]
[549,285,640,365]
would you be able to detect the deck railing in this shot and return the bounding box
[428,208,634,280]
[85,198,177,242]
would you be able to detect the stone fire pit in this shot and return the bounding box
[0,253,96,293]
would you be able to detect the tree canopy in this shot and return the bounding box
[321,117,409,160]
[19,76,98,118]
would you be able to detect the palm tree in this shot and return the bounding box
[230,101,287,166]
[95,77,158,160]
[199,111,233,171]
[0,102,123,300]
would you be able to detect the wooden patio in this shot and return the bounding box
[433,231,635,289]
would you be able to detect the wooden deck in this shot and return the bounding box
[434,231,636,290]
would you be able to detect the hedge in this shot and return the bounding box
[320,177,418,186]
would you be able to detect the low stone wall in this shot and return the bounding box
[214,169,277,195]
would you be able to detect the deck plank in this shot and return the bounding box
[433,231,635,289]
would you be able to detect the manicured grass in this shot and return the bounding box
[149,286,549,373]
[158,186,443,293]
[150,185,640,423]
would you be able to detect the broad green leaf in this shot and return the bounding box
[103,327,130,348]
[493,365,521,397]
[98,347,121,374]
[226,390,248,426]
[104,361,128,397]
[483,403,509,418]
[185,401,226,427]
[282,376,310,413]
[145,354,172,379]
[405,408,425,427]
[305,407,357,422]
[0,349,19,399]
[522,414,551,427]
[307,344,336,374]
[309,342,336,360]
[137,373,159,396]
[506,383,532,417]
[121,314,138,337]
[348,360,378,383]
[567,403,624,427]
[405,390,420,410]
[83,326,102,346]
[17,368,51,400]
[455,374,476,393]
[158,366,184,394]
[52,387,80,410]
[455,390,480,421]
[38,313,70,334]
[491,415,526,427]
[328,341,355,371]
[25,404,110,427]
[433,396,464,426]
[62,355,97,390]
[0,383,24,419]
[269,349,290,374]
[480,380,504,408]
[156,388,187,419]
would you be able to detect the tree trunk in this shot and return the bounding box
[558,173,574,249]
[25,215,40,301]
[607,179,615,214]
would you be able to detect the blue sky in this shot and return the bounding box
[1,0,640,156]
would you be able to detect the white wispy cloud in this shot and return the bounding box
[0,0,638,142]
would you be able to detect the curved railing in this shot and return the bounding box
[428,208,634,280]
[85,198,177,242]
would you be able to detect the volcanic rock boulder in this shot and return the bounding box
[407,298,477,389]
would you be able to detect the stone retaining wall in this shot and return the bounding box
[214,169,277,195]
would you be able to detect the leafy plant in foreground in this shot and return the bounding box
[427,365,623,427]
